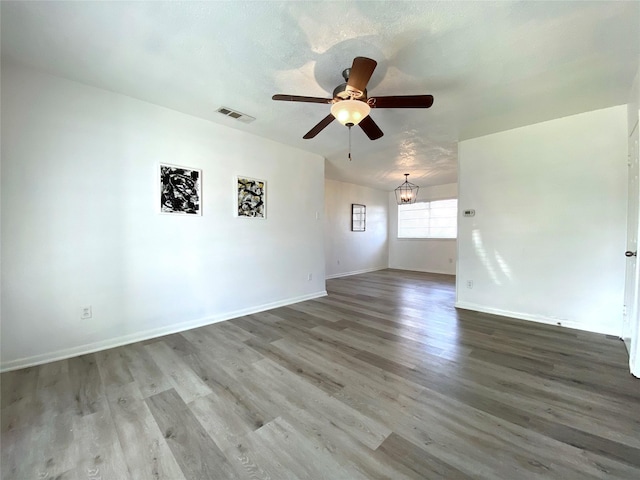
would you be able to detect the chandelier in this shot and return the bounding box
[394,173,419,205]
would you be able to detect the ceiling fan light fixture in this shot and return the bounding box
[272,56,433,139]
[330,99,371,126]
[394,173,419,205]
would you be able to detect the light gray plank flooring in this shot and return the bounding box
[2,269,640,479]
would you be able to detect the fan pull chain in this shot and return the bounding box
[348,125,352,162]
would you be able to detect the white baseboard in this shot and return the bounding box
[325,266,386,280]
[389,266,456,276]
[454,301,618,336]
[1,290,328,372]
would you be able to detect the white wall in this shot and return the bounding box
[457,106,628,335]
[388,183,457,275]
[1,63,326,370]
[324,179,388,278]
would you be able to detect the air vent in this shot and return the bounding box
[216,106,255,124]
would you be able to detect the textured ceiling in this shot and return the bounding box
[1,1,638,191]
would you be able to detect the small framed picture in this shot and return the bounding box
[236,176,266,218]
[352,204,366,231]
[159,163,202,215]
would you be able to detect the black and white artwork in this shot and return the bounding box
[236,176,266,218]
[159,163,202,215]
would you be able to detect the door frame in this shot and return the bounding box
[624,120,639,377]
[624,64,640,377]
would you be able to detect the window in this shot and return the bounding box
[398,199,458,238]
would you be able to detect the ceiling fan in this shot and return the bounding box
[272,56,434,140]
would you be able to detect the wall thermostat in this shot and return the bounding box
[463,209,475,217]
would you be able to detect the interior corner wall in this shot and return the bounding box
[324,179,388,279]
[0,62,326,371]
[456,105,628,335]
[388,183,458,275]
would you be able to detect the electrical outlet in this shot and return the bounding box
[81,306,92,319]
[308,273,313,281]
[466,280,473,289]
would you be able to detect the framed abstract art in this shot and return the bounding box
[236,176,266,218]
[159,163,202,215]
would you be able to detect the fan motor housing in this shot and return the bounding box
[332,83,367,101]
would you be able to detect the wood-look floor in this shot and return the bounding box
[2,270,640,479]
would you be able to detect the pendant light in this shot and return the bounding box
[394,173,419,205]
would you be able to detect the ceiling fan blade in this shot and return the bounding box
[272,94,333,104]
[303,114,335,139]
[347,57,377,93]
[359,115,384,140]
[369,95,434,109]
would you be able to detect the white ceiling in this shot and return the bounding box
[1,1,638,191]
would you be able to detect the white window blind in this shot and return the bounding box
[398,199,458,238]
